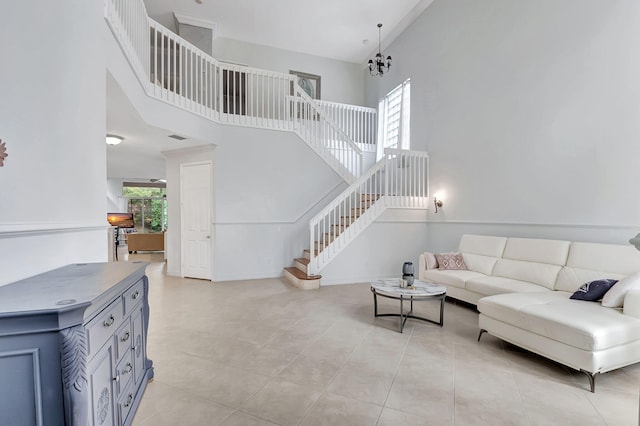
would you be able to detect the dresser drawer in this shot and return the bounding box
[123,279,144,317]
[86,298,124,358]
[114,318,132,362]
[117,383,137,425]
[114,352,134,398]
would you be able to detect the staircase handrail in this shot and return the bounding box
[309,157,385,226]
[289,91,364,157]
[105,0,363,180]
[308,148,430,274]
[315,100,377,151]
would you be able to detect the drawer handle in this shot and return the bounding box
[121,331,130,342]
[124,393,133,408]
[132,290,140,300]
[123,363,133,375]
[103,315,115,327]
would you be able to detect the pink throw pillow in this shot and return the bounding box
[435,252,467,270]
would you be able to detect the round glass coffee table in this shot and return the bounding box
[370,279,446,333]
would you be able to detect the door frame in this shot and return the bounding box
[179,160,214,280]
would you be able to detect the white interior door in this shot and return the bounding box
[180,161,213,280]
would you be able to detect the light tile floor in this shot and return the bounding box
[125,252,640,425]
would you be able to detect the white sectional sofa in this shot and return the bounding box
[418,234,640,391]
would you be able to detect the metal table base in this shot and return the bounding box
[371,287,445,333]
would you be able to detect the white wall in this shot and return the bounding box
[365,0,640,252]
[107,178,126,213]
[162,126,347,280]
[320,209,429,285]
[214,38,365,105]
[0,1,108,286]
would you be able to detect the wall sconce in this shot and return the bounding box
[106,134,124,145]
[434,196,443,213]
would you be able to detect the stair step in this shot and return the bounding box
[295,257,310,265]
[314,240,331,250]
[330,224,348,234]
[339,217,357,226]
[284,267,319,280]
[361,193,381,202]
[283,267,321,290]
[303,249,311,260]
[321,233,338,242]
[294,257,309,274]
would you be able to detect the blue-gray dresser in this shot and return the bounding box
[0,262,154,425]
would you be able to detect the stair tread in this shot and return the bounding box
[284,267,321,280]
[295,257,310,265]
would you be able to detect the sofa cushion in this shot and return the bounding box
[458,234,507,257]
[502,237,570,266]
[422,269,485,290]
[493,258,562,290]
[555,242,640,292]
[435,252,467,270]
[467,276,552,297]
[570,279,618,301]
[462,253,498,276]
[555,267,626,293]
[478,292,640,351]
[602,271,640,308]
[423,252,438,269]
[566,242,640,275]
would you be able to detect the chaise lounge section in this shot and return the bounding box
[419,234,640,391]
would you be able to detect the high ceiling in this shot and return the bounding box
[108,0,436,179]
[143,0,434,63]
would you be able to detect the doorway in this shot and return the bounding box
[180,161,213,280]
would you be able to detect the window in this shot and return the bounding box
[122,183,167,233]
[377,78,411,160]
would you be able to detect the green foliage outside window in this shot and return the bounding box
[123,187,167,232]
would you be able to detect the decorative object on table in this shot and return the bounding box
[0,139,8,167]
[368,23,392,77]
[402,262,415,286]
[290,70,321,99]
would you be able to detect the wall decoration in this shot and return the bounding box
[290,70,321,100]
[0,139,7,167]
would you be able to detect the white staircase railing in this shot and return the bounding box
[308,149,430,274]
[316,100,377,152]
[105,0,364,183]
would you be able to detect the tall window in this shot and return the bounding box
[122,183,167,233]
[377,78,411,160]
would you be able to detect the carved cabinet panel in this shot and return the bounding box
[0,262,154,426]
[90,344,116,426]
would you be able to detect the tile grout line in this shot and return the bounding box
[375,323,415,425]
[296,324,376,425]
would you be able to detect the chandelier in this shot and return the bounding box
[368,23,392,77]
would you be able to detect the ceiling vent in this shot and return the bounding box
[168,134,187,141]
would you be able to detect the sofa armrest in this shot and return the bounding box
[419,252,439,280]
[623,289,640,318]
[418,254,427,280]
